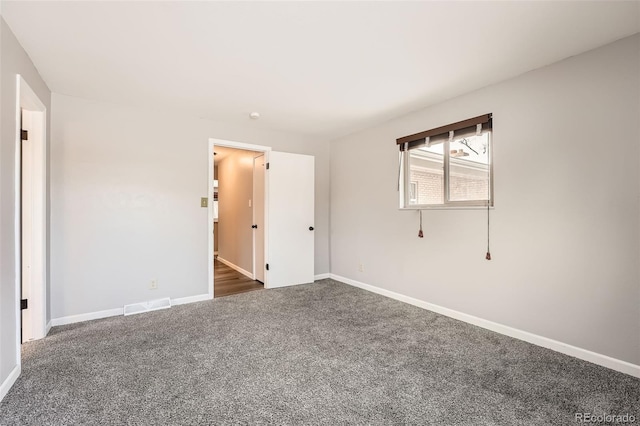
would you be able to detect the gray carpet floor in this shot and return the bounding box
[1,279,639,425]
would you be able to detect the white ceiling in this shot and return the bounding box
[2,1,638,140]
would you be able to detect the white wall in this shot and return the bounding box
[330,34,640,365]
[217,149,256,272]
[0,17,51,393]
[50,93,330,319]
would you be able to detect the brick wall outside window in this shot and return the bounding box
[410,169,443,204]
[410,169,488,204]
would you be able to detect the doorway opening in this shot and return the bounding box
[207,138,316,298]
[209,140,270,298]
[15,75,48,348]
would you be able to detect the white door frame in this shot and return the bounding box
[15,75,48,349]
[208,138,272,297]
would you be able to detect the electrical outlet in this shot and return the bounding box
[150,279,158,290]
[201,197,208,208]
[358,264,364,272]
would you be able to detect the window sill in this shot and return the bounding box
[400,205,493,211]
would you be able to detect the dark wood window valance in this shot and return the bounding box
[397,113,492,151]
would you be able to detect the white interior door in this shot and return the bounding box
[16,77,48,345]
[253,154,266,283]
[21,109,33,342]
[266,151,315,288]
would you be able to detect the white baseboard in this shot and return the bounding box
[331,273,640,379]
[217,256,253,279]
[0,365,21,403]
[314,273,331,280]
[51,307,123,327]
[172,293,212,306]
[50,293,214,327]
[45,320,52,336]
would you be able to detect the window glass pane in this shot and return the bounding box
[449,133,490,202]
[409,142,444,205]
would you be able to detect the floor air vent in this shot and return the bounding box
[124,297,172,316]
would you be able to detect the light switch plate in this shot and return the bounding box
[201,197,208,207]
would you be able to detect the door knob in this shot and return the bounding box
[309,226,314,231]
[252,224,258,229]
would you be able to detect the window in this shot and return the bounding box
[398,114,493,208]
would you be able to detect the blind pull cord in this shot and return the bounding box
[418,210,424,238]
[397,142,407,191]
[397,150,402,191]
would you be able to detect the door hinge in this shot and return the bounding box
[266,263,269,271]
[21,130,28,140]
[266,163,270,170]
[21,299,28,310]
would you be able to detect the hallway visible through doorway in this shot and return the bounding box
[213,144,266,298]
[214,258,263,297]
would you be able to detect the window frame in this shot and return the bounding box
[400,128,493,210]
